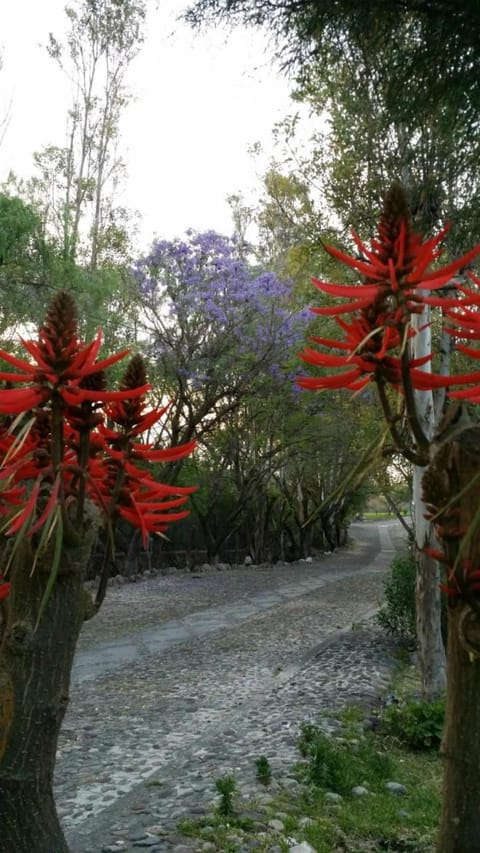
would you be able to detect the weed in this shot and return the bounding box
[381,698,445,751]
[297,724,393,795]
[214,774,237,816]
[255,755,273,786]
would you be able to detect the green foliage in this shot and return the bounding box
[297,723,392,795]
[377,550,416,644]
[381,699,445,751]
[214,774,237,816]
[254,755,272,787]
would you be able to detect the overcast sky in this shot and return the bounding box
[0,0,297,251]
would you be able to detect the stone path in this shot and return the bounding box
[57,521,405,853]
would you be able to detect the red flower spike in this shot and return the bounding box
[0,294,196,569]
[298,183,480,395]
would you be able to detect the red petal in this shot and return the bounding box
[0,349,35,373]
[0,387,45,414]
[419,243,480,282]
[296,368,363,390]
[299,349,352,367]
[131,439,197,463]
[324,243,385,279]
[311,278,380,299]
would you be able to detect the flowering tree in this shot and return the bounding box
[298,183,480,851]
[0,292,195,853]
[133,230,308,454]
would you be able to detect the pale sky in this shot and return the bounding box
[0,0,298,252]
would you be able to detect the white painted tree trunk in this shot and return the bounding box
[412,308,446,698]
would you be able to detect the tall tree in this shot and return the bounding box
[298,182,480,853]
[38,0,145,268]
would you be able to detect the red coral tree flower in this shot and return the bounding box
[0,293,196,602]
[298,183,480,396]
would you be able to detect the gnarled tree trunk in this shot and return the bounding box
[0,521,97,853]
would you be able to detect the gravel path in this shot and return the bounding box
[57,521,405,853]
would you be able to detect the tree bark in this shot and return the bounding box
[414,467,446,699]
[411,308,446,697]
[423,424,480,851]
[0,519,97,853]
[439,602,480,852]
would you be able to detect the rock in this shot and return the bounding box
[305,557,312,563]
[324,791,343,802]
[288,842,318,853]
[268,819,285,831]
[351,785,370,797]
[146,825,168,836]
[244,556,253,566]
[298,817,315,829]
[386,781,407,796]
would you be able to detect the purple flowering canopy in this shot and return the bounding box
[133,232,308,431]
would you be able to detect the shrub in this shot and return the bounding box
[377,549,416,643]
[381,699,445,751]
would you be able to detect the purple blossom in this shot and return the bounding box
[134,230,308,388]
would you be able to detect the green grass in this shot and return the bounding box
[296,748,440,852]
[176,717,441,852]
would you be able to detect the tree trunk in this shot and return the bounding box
[422,423,480,850]
[0,525,96,853]
[414,466,446,699]
[439,602,480,852]
[411,307,446,697]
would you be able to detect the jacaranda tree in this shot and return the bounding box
[133,229,308,458]
[0,292,195,853]
[299,183,480,852]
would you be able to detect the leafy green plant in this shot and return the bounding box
[255,755,272,786]
[298,724,392,795]
[381,699,445,751]
[377,549,416,643]
[214,774,237,816]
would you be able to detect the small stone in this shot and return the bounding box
[298,817,315,828]
[244,555,253,566]
[288,843,317,853]
[131,801,149,812]
[352,786,370,797]
[268,819,284,831]
[145,825,167,836]
[324,791,343,802]
[386,781,408,796]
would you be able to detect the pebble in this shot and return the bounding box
[386,781,408,795]
[351,786,370,797]
[324,792,343,803]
